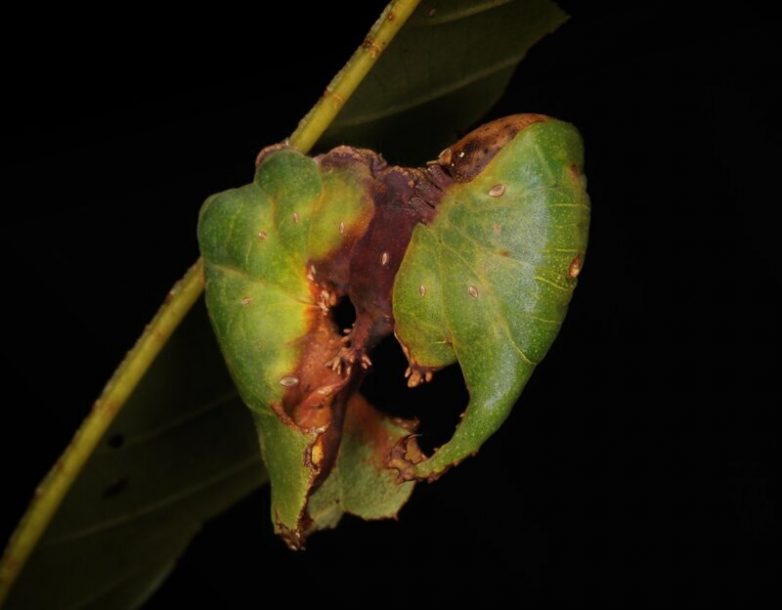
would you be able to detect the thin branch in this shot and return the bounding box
[289,0,420,152]
[0,258,204,604]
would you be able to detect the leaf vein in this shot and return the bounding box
[435,236,537,366]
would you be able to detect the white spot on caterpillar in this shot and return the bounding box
[468,286,479,299]
[339,221,345,235]
[292,212,300,223]
[489,184,506,197]
[569,255,583,278]
[257,230,268,240]
[241,296,253,306]
[381,251,390,266]
[419,284,426,297]
[279,376,299,387]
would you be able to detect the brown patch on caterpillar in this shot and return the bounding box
[341,395,400,468]
[310,145,454,369]
[273,276,351,494]
[440,114,550,182]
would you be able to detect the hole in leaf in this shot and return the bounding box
[107,433,124,448]
[101,476,129,499]
[330,295,356,332]
[361,334,468,455]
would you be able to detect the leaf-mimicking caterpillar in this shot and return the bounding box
[197,114,590,546]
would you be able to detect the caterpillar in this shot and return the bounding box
[197,114,590,545]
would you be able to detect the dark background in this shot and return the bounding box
[1,2,779,607]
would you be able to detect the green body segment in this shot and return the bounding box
[197,149,372,532]
[393,120,590,477]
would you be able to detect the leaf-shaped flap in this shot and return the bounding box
[199,146,407,546]
[392,115,590,479]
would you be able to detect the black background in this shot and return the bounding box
[1,2,779,608]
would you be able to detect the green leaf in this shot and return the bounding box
[1,302,265,609]
[392,115,590,479]
[320,0,568,164]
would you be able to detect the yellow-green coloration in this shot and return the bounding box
[198,149,374,537]
[393,119,590,478]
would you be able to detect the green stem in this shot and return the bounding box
[0,1,421,604]
[0,259,205,604]
[289,0,420,152]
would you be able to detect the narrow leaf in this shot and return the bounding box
[1,302,265,609]
[320,0,568,163]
